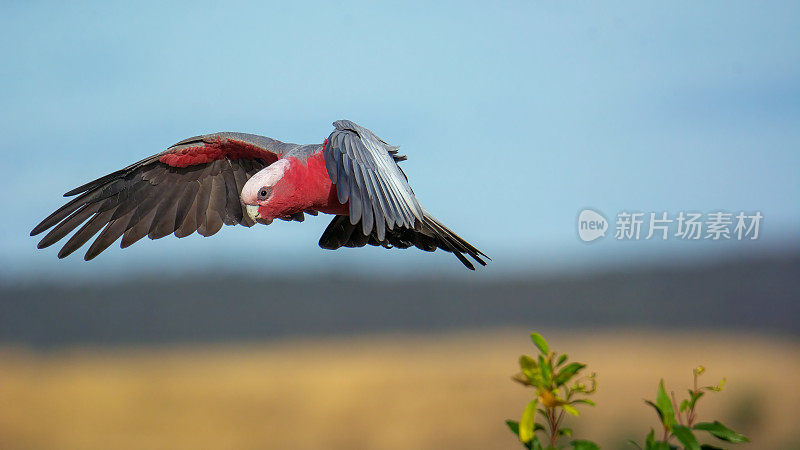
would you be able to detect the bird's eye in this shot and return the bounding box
[257,187,271,200]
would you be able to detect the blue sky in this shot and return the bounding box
[1,1,798,280]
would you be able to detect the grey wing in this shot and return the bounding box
[323,119,422,241]
[30,133,285,260]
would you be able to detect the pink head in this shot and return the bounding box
[240,159,292,224]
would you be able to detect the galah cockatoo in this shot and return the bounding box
[31,120,488,269]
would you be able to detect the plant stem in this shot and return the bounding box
[688,372,699,427]
[671,391,684,425]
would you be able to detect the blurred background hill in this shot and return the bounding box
[1,249,798,348]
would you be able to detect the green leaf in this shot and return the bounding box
[520,355,539,383]
[558,428,573,437]
[693,421,749,443]
[531,332,549,355]
[672,425,700,450]
[644,400,663,422]
[648,443,674,450]
[505,419,520,437]
[627,440,643,449]
[679,399,689,412]
[557,354,568,367]
[688,390,705,410]
[570,439,600,450]
[520,355,537,371]
[554,362,586,386]
[538,354,552,385]
[562,404,579,416]
[513,372,533,386]
[656,380,676,430]
[570,399,596,406]
[645,428,655,447]
[531,436,544,450]
[519,399,538,443]
[705,378,726,392]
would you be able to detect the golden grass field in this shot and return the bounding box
[1,329,798,450]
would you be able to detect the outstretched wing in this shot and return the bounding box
[321,120,488,269]
[323,119,419,242]
[31,132,286,260]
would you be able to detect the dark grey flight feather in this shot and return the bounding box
[318,208,489,270]
[31,133,282,260]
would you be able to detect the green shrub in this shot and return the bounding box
[505,332,599,450]
[631,366,749,450]
[506,331,749,450]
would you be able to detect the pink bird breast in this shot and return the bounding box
[243,151,348,221]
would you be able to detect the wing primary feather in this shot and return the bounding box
[323,138,338,183]
[124,189,163,230]
[380,180,405,229]
[148,186,183,239]
[372,196,385,241]
[363,169,391,236]
[193,168,213,232]
[335,144,351,204]
[231,164,255,227]
[84,208,137,260]
[345,157,362,225]
[62,170,126,197]
[174,191,199,238]
[351,164,373,235]
[57,207,118,259]
[62,154,158,197]
[199,169,225,236]
[173,182,199,231]
[221,161,242,225]
[121,205,158,248]
[360,188,373,236]
[388,182,413,228]
[370,150,412,227]
[342,132,362,164]
[31,189,104,236]
[37,203,101,249]
[108,179,150,221]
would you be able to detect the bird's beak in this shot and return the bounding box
[246,204,273,225]
[246,204,260,221]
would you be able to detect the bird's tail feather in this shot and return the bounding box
[318,210,489,270]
